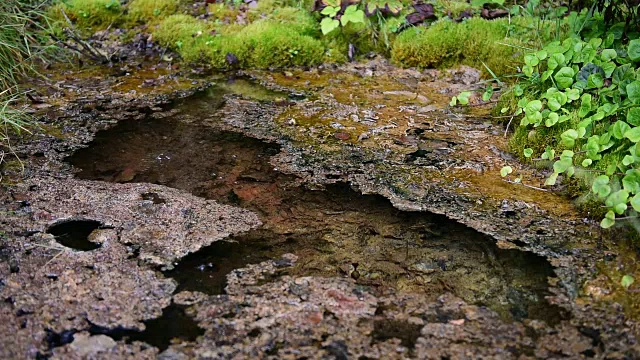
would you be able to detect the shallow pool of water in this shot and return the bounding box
[66,84,563,324]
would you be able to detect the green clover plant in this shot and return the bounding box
[510,26,640,228]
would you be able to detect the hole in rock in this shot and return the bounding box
[66,93,565,324]
[88,304,204,351]
[45,329,76,349]
[141,192,166,204]
[371,319,423,350]
[47,220,102,251]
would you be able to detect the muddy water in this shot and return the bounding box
[66,85,562,324]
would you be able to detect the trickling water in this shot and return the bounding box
[66,81,563,324]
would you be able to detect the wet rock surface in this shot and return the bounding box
[164,256,598,359]
[1,59,639,358]
[63,113,560,323]
[0,177,259,358]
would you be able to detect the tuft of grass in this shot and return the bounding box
[0,0,52,90]
[0,91,30,147]
[1,0,55,159]
[127,0,179,24]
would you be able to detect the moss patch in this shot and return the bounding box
[391,17,556,77]
[127,0,180,24]
[48,0,123,32]
[153,14,324,69]
[152,14,214,63]
[434,0,472,17]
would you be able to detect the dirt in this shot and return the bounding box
[1,58,639,358]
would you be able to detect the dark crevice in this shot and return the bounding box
[371,319,423,350]
[87,303,204,351]
[44,328,77,352]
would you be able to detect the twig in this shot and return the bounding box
[615,215,640,221]
[504,114,514,137]
[466,100,499,107]
[157,46,169,66]
[26,242,65,251]
[502,178,549,192]
[0,149,4,182]
[63,28,103,61]
[532,150,587,161]
[60,8,106,62]
[50,33,94,59]
[42,249,65,269]
[99,22,114,41]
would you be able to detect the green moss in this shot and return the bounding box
[155,15,324,69]
[265,7,319,37]
[207,3,240,22]
[48,0,123,32]
[391,20,466,68]
[233,20,324,68]
[127,0,179,24]
[322,36,349,64]
[248,0,315,21]
[391,17,557,77]
[509,121,569,160]
[247,0,284,21]
[152,14,211,48]
[434,0,471,17]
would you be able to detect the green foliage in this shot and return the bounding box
[450,91,471,106]
[48,0,123,31]
[127,0,179,24]
[500,166,513,177]
[509,22,640,228]
[315,0,406,56]
[319,0,365,35]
